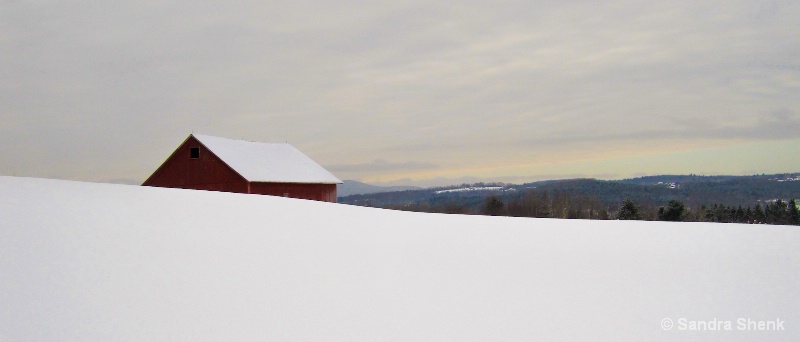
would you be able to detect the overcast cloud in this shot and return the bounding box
[1,0,798,186]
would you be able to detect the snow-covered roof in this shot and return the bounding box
[192,134,342,184]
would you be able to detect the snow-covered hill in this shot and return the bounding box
[1,176,798,341]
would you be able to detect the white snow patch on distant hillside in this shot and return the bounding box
[1,176,798,341]
[435,186,515,194]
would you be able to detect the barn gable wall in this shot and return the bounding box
[143,136,249,193]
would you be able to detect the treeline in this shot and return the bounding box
[699,200,800,224]
[341,174,800,212]
[387,190,800,226]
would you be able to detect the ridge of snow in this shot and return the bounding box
[1,176,798,341]
[192,134,342,184]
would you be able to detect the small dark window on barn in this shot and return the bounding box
[190,147,200,159]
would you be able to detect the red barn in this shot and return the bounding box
[143,134,342,202]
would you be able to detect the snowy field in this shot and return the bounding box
[1,176,798,341]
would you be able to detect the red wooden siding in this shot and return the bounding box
[249,182,337,202]
[143,136,249,193]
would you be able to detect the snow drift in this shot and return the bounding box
[1,176,798,341]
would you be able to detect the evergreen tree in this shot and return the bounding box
[658,200,685,221]
[722,205,733,223]
[482,195,506,216]
[754,203,766,223]
[744,207,753,223]
[735,206,745,223]
[705,204,718,222]
[789,199,800,225]
[766,200,789,224]
[616,199,642,220]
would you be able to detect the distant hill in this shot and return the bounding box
[339,173,800,211]
[338,180,421,197]
[619,174,761,185]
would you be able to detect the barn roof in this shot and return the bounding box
[192,134,342,184]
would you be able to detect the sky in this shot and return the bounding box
[2,0,799,187]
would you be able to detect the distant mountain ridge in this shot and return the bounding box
[338,180,421,197]
[339,173,800,210]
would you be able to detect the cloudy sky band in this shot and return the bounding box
[1,0,798,186]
